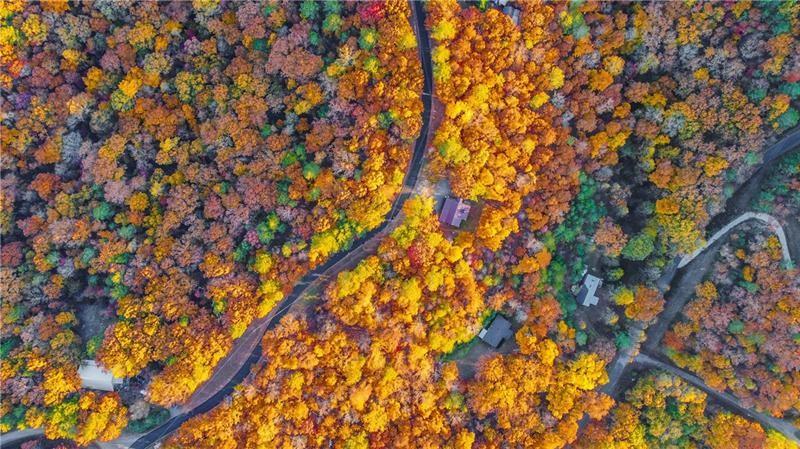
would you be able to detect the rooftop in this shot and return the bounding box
[577,272,602,307]
[439,197,471,228]
[78,360,122,392]
[478,315,513,348]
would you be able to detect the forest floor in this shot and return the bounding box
[455,336,519,380]
[75,302,113,348]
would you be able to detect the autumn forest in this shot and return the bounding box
[1,1,799,448]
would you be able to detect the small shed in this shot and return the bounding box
[478,315,513,348]
[577,272,603,307]
[78,360,122,392]
[439,197,471,228]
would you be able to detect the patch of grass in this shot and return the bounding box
[440,337,478,363]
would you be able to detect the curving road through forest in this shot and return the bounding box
[621,131,798,348]
[601,131,800,398]
[595,131,800,443]
[677,212,791,269]
[119,3,434,449]
[644,212,793,355]
[1,5,434,449]
[5,9,797,449]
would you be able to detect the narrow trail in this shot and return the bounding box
[645,212,791,354]
[677,212,791,269]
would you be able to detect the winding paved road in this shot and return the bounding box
[0,429,47,449]
[707,127,800,233]
[761,126,800,166]
[603,128,800,374]
[6,13,797,449]
[119,3,434,449]
[598,212,792,397]
[645,212,792,354]
[596,208,800,443]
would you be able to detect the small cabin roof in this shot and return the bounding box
[478,315,513,348]
[439,197,471,228]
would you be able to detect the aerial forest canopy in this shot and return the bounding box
[1,0,799,448]
[2,0,422,440]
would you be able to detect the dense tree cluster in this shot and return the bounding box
[421,1,612,360]
[751,150,800,219]
[426,0,587,253]
[625,1,800,256]
[576,370,796,449]
[664,227,800,417]
[565,0,800,262]
[506,0,800,359]
[1,0,420,438]
[164,197,611,449]
[532,0,800,268]
[423,0,797,330]
[327,196,486,354]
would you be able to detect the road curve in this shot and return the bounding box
[0,429,45,449]
[635,353,800,444]
[762,126,800,166]
[677,212,791,269]
[707,127,800,233]
[645,211,794,355]
[608,130,800,376]
[125,3,434,449]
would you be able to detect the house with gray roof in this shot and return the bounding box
[478,315,513,348]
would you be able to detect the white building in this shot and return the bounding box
[577,271,603,307]
[78,360,122,392]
